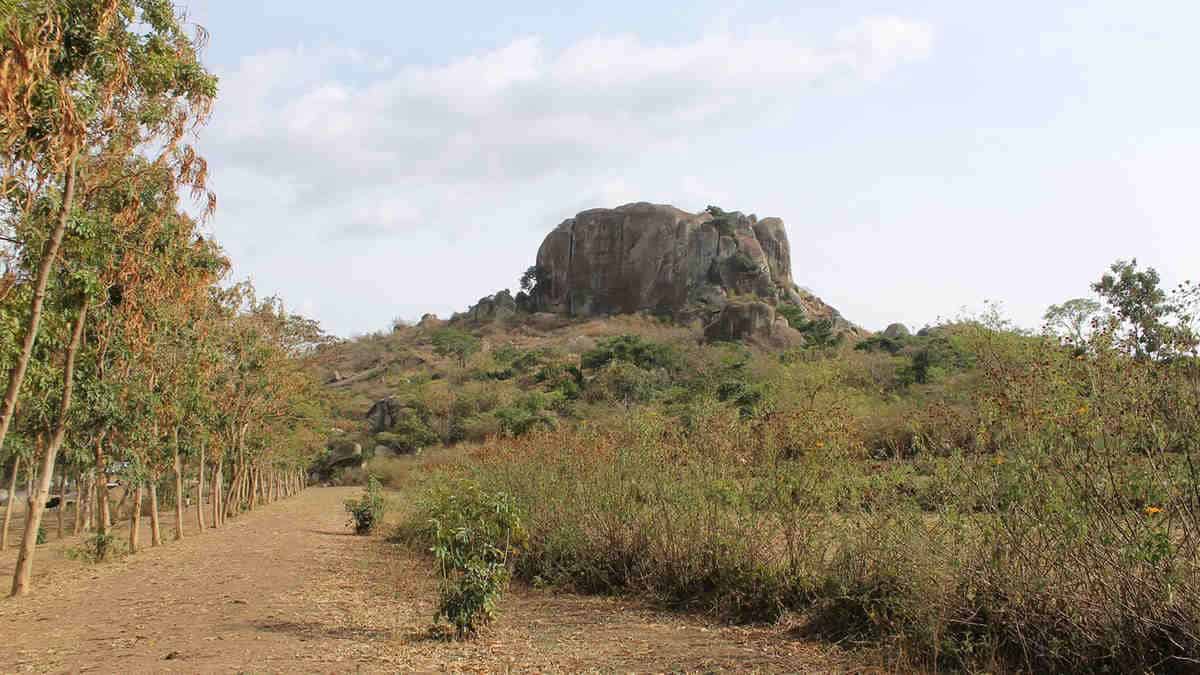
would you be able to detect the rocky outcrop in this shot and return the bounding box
[456,290,518,324]
[311,441,363,480]
[705,300,803,348]
[530,203,855,342]
[417,313,445,329]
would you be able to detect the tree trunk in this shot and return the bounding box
[196,444,206,531]
[211,458,221,528]
[95,437,111,538]
[224,461,242,519]
[13,310,88,594]
[148,482,161,547]
[78,472,92,533]
[73,472,84,534]
[0,159,79,460]
[56,472,66,539]
[1,455,18,551]
[172,427,184,541]
[129,485,143,553]
[113,484,129,524]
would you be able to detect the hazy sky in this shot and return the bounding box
[186,1,1198,336]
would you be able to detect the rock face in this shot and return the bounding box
[530,203,854,342]
[457,290,517,323]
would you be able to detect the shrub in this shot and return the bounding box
[411,478,526,637]
[344,476,388,535]
[431,328,481,367]
[67,532,126,563]
[374,408,438,453]
[581,334,680,373]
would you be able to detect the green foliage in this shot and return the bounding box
[67,532,125,563]
[1092,259,1197,359]
[705,205,744,237]
[432,328,481,367]
[1043,297,1105,345]
[385,277,1200,670]
[412,478,526,638]
[494,392,559,436]
[518,265,548,294]
[776,304,844,351]
[581,334,680,372]
[375,408,438,453]
[344,476,388,535]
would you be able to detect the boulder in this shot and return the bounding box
[417,313,444,329]
[312,441,364,479]
[460,290,517,324]
[530,203,856,342]
[882,323,911,339]
[366,397,402,433]
[704,301,803,347]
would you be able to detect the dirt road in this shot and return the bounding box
[0,487,851,672]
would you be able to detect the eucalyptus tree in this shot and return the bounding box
[11,148,213,593]
[0,0,217,463]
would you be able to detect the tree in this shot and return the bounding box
[432,328,481,368]
[1043,298,1105,346]
[0,0,217,482]
[1091,260,1193,360]
[519,266,548,294]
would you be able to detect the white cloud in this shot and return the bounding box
[205,17,934,241]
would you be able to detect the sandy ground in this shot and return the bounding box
[0,487,858,673]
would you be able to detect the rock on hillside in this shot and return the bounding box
[528,203,857,344]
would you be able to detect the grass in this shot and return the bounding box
[380,323,1200,672]
[317,286,1200,671]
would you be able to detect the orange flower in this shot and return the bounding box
[1076,405,1089,416]
[1145,506,1163,516]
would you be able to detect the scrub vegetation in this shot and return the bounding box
[324,260,1200,672]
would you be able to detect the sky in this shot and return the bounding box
[184,0,1199,337]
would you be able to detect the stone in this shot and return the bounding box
[530,202,856,342]
[704,300,803,347]
[366,397,402,433]
[460,290,517,324]
[417,313,444,329]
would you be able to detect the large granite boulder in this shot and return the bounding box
[704,300,804,347]
[530,203,854,340]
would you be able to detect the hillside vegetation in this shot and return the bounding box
[322,260,1200,672]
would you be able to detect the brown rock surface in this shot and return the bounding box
[531,203,853,341]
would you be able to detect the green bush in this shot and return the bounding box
[67,531,126,563]
[410,478,526,637]
[581,334,680,373]
[344,476,388,535]
[375,408,438,453]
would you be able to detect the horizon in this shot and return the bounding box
[187,1,1198,337]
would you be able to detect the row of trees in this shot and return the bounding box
[0,1,330,596]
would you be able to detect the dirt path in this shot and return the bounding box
[0,487,854,673]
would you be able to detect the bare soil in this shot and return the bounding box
[0,487,858,673]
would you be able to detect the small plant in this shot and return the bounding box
[67,532,125,563]
[35,525,46,545]
[415,478,526,638]
[344,476,388,535]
